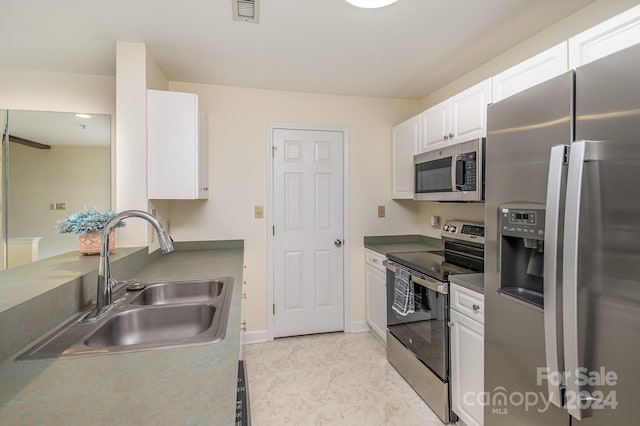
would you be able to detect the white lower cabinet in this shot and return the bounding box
[365,249,387,344]
[450,283,484,426]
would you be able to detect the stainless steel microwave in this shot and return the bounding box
[414,137,485,202]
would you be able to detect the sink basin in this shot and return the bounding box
[86,304,216,347]
[129,279,225,306]
[16,277,233,361]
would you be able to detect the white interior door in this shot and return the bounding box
[273,128,344,338]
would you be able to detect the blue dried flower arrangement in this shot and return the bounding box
[57,207,125,235]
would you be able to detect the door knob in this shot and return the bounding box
[334,239,343,247]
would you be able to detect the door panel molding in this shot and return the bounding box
[267,122,350,341]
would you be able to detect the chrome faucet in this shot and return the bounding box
[84,210,174,321]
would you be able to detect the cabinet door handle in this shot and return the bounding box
[444,135,449,140]
[447,321,455,328]
[449,133,455,138]
[472,304,480,311]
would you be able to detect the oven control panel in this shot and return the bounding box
[442,220,485,244]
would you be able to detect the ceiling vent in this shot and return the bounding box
[233,0,260,23]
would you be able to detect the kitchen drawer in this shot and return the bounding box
[450,283,484,324]
[365,249,386,273]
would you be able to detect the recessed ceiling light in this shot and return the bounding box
[75,113,92,119]
[346,0,398,8]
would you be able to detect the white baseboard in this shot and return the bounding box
[242,323,369,344]
[349,320,370,333]
[241,330,269,345]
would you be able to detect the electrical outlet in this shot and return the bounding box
[255,205,264,219]
[377,205,386,218]
[50,202,66,210]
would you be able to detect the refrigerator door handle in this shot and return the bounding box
[543,144,568,409]
[563,140,600,420]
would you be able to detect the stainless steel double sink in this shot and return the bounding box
[17,278,233,361]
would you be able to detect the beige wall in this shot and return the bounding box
[166,82,421,332]
[0,69,115,115]
[0,69,115,270]
[115,41,172,249]
[8,144,110,260]
[1,0,636,330]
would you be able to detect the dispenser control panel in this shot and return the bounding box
[500,208,545,239]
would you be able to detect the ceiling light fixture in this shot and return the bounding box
[75,113,92,119]
[345,0,398,8]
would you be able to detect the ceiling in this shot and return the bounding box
[6,110,111,147]
[0,0,598,100]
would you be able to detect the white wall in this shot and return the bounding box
[166,82,421,332]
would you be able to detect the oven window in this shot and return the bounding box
[386,270,448,381]
[415,157,453,193]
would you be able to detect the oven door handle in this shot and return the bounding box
[382,260,396,273]
[383,260,448,295]
[411,274,448,295]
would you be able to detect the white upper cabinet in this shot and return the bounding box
[147,89,209,200]
[420,79,492,153]
[420,99,449,151]
[492,42,569,102]
[449,78,492,143]
[569,4,640,69]
[391,114,420,199]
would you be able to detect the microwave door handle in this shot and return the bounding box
[456,158,465,189]
[543,144,568,409]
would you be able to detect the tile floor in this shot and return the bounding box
[242,332,446,426]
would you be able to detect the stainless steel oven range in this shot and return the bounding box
[383,221,484,424]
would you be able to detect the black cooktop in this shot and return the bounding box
[387,250,477,282]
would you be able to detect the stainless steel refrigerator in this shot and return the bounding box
[485,43,640,425]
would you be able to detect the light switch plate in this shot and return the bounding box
[377,205,385,218]
[255,205,264,219]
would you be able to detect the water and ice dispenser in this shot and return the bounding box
[499,205,546,308]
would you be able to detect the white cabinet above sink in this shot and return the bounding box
[147,89,209,200]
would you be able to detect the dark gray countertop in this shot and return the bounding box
[0,241,244,425]
[364,234,443,255]
[449,273,484,294]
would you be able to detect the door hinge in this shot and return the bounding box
[273,303,275,315]
[273,225,275,236]
[272,146,277,157]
